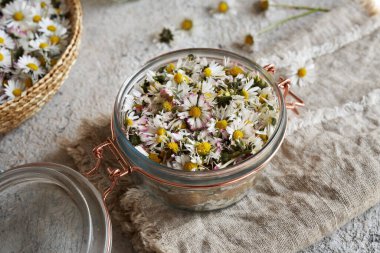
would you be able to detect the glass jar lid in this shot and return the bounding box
[0,163,112,253]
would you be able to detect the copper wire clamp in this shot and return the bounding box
[263,64,305,115]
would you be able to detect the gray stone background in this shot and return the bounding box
[1,0,379,252]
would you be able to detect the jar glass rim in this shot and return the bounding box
[113,48,286,180]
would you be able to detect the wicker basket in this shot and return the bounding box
[0,0,83,134]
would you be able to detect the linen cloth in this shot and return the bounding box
[1,0,380,252]
[64,1,380,252]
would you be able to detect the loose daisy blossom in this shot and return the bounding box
[0,0,71,105]
[121,54,280,171]
[362,0,380,15]
[288,59,315,87]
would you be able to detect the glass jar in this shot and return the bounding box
[0,49,303,252]
[90,48,299,211]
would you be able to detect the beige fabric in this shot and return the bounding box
[62,1,380,252]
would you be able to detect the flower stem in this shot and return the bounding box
[271,3,329,12]
[257,9,318,35]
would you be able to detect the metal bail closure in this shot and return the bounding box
[83,137,132,202]
[263,64,305,114]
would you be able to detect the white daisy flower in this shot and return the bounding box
[0,48,12,69]
[226,118,253,144]
[0,30,15,49]
[199,78,216,101]
[28,7,46,29]
[29,36,58,54]
[173,154,204,171]
[124,110,140,129]
[179,93,211,130]
[2,1,32,29]
[288,59,315,87]
[203,61,225,78]
[4,79,26,100]
[240,78,260,102]
[32,0,52,11]
[16,55,45,78]
[38,18,66,36]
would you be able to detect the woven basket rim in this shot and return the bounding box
[0,0,83,109]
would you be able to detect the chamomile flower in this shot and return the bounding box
[28,7,45,28]
[0,30,15,49]
[33,0,52,11]
[240,79,260,101]
[38,18,65,36]
[288,59,315,87]
[0,48,12,69]
[173,154,204,171]
[16,55,45,78]
[4,79,26,100]
[29,36,58,54]
[199,78,216,101]
[179,94,211,130]
[2,1,32,29]
[226,119,253,144]
[203,61,225,78]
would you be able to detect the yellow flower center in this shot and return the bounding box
[241,89,249,100]
[0,53,3,62]
[13,12,24,21]
[218,1,229,13]
[203,67,212,77]
[196,142,212,156]
[229,66,244,77]
[297,67,307,78]
[0,37,4,44]
[189,106,202,118]
[47,25,57,32]
[33,15,42,23]
[215,120,228,130]
[181,19,193,31]
[180,122,187,129]
[156,136,164,143]
[162,101,172,111]
[204,92,213,99]
[27,63,39,71]
[39,42,49,49]
[259,93,268,103]
[244,34,254,46]
[174,73,183,84]
[50,35,60,45]
[156,127,166,136]
[166,63,175,73]
[12,88,22,97]
[149,153,161,163]
[125,118,133,127]
[41,2,47,8]
[259,134,268,143]
[167,142,179,153]
[233,130,244,140]
[25,77,33,88]
[184,162,197,171]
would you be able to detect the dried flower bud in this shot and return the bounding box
[244,34,254,46]
[259,0,270,11]
[159,28,174,44]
